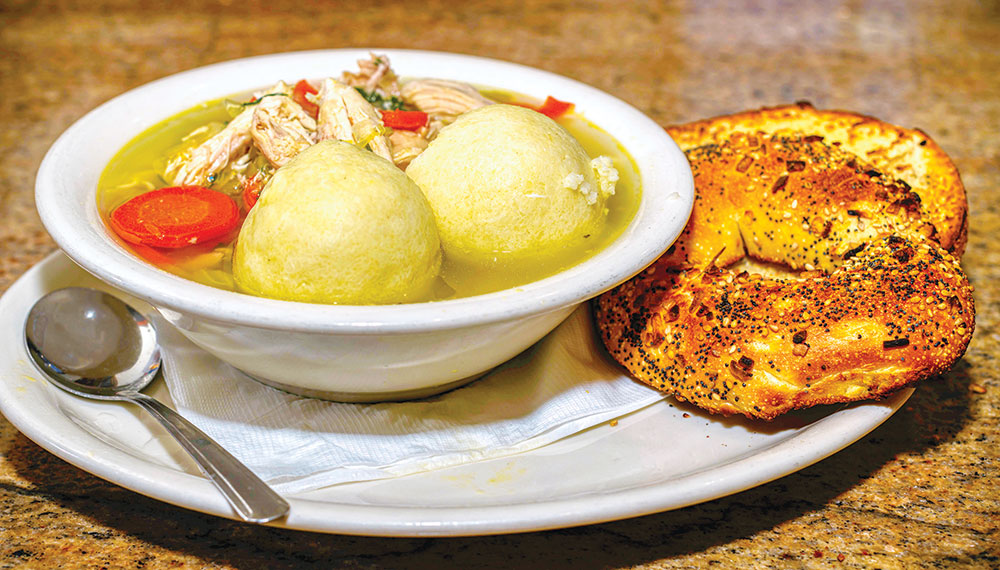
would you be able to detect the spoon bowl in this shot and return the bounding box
[25,287,160,399]
[24,286,289,523]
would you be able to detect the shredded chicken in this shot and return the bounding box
[250,95,317,168]
[166,82,294,186]
[166,109,253,186]
[166,62,503,187]
[421,117,446,142]
[389,130,429,168]
[341,53,401,97]
[401,79,494,120]
[316,85,353,143]
[316,78,393,161]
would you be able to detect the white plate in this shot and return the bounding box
[0,253,911,537]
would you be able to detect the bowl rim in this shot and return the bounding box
[36,48,693,334]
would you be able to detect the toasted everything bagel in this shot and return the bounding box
[666,102,968,256]
[596,235,974,420]
[595,105,974,420]
[657,131,938,273]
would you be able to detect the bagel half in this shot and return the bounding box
[595,104,974,420]
[666,102,968,256]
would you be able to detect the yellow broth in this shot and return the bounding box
[97,88,641,302]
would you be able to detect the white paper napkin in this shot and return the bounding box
[154,305,664,494]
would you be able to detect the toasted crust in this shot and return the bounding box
[594,104,974,420]
[595,236,974,420]
[657,131,937,273]
[666,102,968,256]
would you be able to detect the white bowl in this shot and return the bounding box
[35,49,693,401]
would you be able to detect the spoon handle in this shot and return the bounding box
[126,392,290,523]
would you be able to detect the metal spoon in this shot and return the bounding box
[24,287,290,523]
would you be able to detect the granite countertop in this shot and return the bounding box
[1,1,997,568]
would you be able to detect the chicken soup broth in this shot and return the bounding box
[97,85,640,302]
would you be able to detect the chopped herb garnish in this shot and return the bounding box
[354,87,404,110]
[223,92,291,118]
[239,92,290,108]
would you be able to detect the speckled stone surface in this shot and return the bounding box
[1,1,998,568]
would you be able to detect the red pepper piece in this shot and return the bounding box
[241,173,265,211]
[380,109,429,131]
[536,95,574,118]
[292,79,319,119]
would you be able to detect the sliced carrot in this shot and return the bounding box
[110,186,239,249]
[292,79,319,119]
[381,109,428,131]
